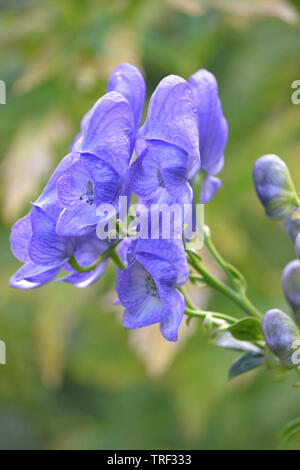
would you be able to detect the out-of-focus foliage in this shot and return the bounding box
[0,0,300,449]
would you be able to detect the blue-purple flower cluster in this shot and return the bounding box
[9,63,228,341]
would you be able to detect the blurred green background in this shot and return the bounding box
[0,0,300,450]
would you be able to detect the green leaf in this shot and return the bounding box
[215,331,262,354]
[228,353,264,380]
[228,317,263,342]
[279,417,300,449]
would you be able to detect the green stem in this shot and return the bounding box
[203,226,246,292]
[69,239,122,273]
[184,307,236,325]
[187,251,262,319]
[110,250,125,270]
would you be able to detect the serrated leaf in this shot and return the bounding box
[228,352,264,380]
[228,317,263,342]
[215,331,262,354]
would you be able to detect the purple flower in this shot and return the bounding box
[261,309,299,368]
[253,154,298,220]
[116,238,188,341]
[106,63,146,132]
[9,204,109,289]
[71,63,145,154]
[281,260,300,325]
[189,69,228,203]
[56,91,135,236]
[130,75,200,206]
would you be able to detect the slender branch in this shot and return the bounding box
[69,239,122,273]
[187,251,262,319]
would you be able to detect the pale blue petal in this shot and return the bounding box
[29,206,74,266]
[160,290,185,342]
[189,69,228,175]
[9,213,32,263]
[9,262,60,289]
[80,91,135,173]
[106,63,145,131]
[56,204,99,237]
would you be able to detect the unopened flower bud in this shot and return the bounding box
[261,309,300,368]
[252,155,298,220]
[281,260,300,324]
[295,234,300,261]
[283,207,300,241]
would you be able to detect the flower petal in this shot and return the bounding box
[135,238,188,286]
[138,75,200,178]
[160,290,185,342]
[80,91,135,173]
[189,69,228,175]
[9,262,60,289]
[106,63,145,131]
[129,151,161,200]
[35,153,78,220]
[29,206,74,266]
[59,260,108,288]
[74,232,109,266]
[200,175,222,203]
[56,203,99,237]
[9,213,32,263]
[57,160,90,208]
[136,252,178,308]
[81,154,118,205]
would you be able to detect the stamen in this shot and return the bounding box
[145,275,158,297]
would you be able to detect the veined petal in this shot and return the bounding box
[81,154,118,205]
[59,260,108,288]
[56,204,99,237]
[80,91,135,173]
[10,213,32,263]
[57,160,90,208]
[160,290,185,342]
[135,238,188,286]
[106,63,146,131]
[139,75,200,178]
[147,140,187,199]
[200,175,221,203]
[35,153,78,220]
[74,232,109,267]
[136,252,178,308]
[189,69,228,175]
[123,297,168,329]
[116,261,149,311]
[9,262,60,289]
[29,206,74,266]
[129,151,161,200]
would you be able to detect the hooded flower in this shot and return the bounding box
[189,69,228,203]
[116,238,188,341]
[56,91,135,237]
[130,75,200,207]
